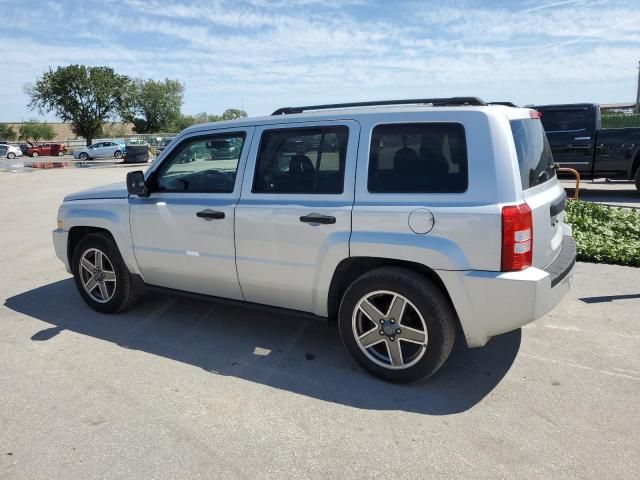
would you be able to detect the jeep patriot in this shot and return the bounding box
[53,97,576,382]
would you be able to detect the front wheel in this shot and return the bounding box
[72,233,143,313]
[79,152,89,161]
[338,267,456,383]
[634,167,640,191]
[7,152,15,159]
[31,152,39,159]
[114,150,123,159]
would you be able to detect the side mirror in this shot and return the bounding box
[126,170,149,197]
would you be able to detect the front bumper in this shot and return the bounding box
[439,235,576,348]
[52,228,71,273]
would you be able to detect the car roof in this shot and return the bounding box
[181,104,533,135]
[532,103,596,110]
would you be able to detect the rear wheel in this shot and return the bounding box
[338,267,456,383]
[634,167,640,191]
[7,152,15,159]
[31,152,39,159]
[72,233,143,313]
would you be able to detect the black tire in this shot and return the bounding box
[338,267,456,383]
[7,152,15,159]
[634,167,640,191]
[79,152,89,161]
[114,150,123,159]
[71,233,143,313]
[31,152,39,159]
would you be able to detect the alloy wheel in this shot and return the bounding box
[352,290,428,370]
[79,248,117,303]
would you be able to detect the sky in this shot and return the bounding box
[0,0,638,122]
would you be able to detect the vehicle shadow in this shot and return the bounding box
[5,279,521,416]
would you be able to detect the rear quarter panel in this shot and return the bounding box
[351,110,520,271]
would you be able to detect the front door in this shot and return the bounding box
[235,121,358,315]
[129,127,254,299]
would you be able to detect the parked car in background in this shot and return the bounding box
[532,103,640,190]
[0,144,23,159]
[73,141,125,161]
[53,97,575,383]
[157,138,174,154]
[24,142,66,158]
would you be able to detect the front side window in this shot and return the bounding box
[155,132,245,193]
[368,123,468,193]
[253,126,348,194]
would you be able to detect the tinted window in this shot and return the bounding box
[368,123,467,193]
[510,119,556,189]
[538,109,591,133]
[155,133,245,193]
[253,126,348,194]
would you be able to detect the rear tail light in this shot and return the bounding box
[501,203,532,271]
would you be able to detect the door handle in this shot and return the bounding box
[196,209,225,220]
[300,213,336,224]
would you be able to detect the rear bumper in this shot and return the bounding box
[438,235,576,348]
[52,228,71,274]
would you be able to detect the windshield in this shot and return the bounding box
[510,119,556,190]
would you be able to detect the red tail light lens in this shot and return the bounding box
[501,203,532,271]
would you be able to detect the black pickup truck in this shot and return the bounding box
[531,103,640,190]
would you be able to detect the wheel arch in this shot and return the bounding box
[67,226,116,266]
[629,147,640,179]
[327,257,461,331]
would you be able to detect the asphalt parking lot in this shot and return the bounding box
[1,166,639,479]
[560,178,639,209]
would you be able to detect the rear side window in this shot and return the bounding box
[253,126,348,194]
[538,109,592,133]
[368,123,468,193]
[510,119,556,190]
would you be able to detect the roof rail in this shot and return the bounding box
[271,97,487,115]
[489,101,518,107]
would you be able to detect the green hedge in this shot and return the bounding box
[564,200,640,267]
[601,114,640,129]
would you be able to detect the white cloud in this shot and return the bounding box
[0,0,638,121]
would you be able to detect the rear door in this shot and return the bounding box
[510,117,565,268]
[235,120,358,314]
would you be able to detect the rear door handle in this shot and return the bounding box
[300,213,336,224]
[196,209,225,220]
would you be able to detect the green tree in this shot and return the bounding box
[18,120,55,143]
[125,78,184,133]
[221,108,247,120]
[169,109,248,132]
[25,65,131,146]
[0,124,17,141]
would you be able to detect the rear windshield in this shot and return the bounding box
[510,119,556,190]
[537,109,591,133]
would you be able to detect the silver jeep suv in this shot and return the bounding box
[53,97,576,383]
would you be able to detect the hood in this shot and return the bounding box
[64,182,128,201]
